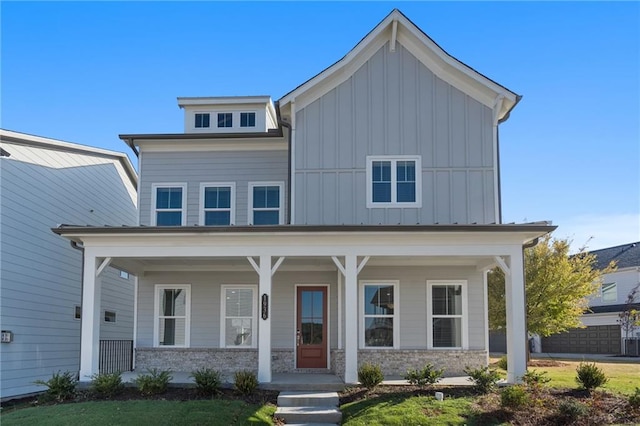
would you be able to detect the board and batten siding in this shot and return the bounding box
[0,141,137,399]
[139,150,288,226]
[294,42,495,225]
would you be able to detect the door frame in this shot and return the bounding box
[293,284,330,369]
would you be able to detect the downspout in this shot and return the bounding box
[279,117,293,225]
[276,100,295,224]
[522,236,540,359]
[70,240,85,379]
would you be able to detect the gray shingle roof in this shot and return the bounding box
[588,242,640,270]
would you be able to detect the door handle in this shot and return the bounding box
[296,329,302,346]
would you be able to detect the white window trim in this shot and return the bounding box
[220,285,258,348]
[194,112,211,128]
[153,284,191,348]
[426,280,468,350]
[240,111,257,128]
[359,280,400,349]
[151,183,187,226]
[103,309,117,324]
[248,181,285,225]
[199,182,236,226]
[365,155,422,208]
[217,112,233,128]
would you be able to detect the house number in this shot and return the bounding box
[261,294,269,320]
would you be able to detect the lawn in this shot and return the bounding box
[0,399,276,426]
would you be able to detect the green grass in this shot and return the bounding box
[0,399,276,426]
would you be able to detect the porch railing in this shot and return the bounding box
[99,340,134,373]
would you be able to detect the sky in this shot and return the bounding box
[2,1,639,252]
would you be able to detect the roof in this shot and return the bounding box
[279,9,520,122]
[587,303,640,314]
[588,242,640,270]
[0,128,138,187]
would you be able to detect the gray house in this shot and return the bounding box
[0,129,138,399]
[53,10,554,385]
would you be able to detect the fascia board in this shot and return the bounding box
[137,139,287,153]
[177,96,272,107]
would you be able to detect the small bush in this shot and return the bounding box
[404,363,444,388]
[629,387,640,408]
[575,362,608,391]
[134,368,172,395]
[234,370,258,396]
[558,399,589,421]
[90,371,124,397]
[33,371,77,402]
[521,369,551,389]
[496,355,508,370]
[358,363,384,390]
[190,368,222,395]
[464,366,501,394]
[500,385,529,409]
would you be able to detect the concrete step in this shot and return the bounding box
[274,406,342,424]
[277,391,339,407]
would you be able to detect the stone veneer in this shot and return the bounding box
[136,348,257,374]
[271,349,295,373]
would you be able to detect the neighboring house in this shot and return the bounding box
[53,9,555,385]
[0,129,138,399]
[541,242,640,355]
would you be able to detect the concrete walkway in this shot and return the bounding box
[530,352,639,363]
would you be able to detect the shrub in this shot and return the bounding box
[500,385,529,409]
[558,399,589,421]
[34,371,77,402]
[234,370,258,396]
[575,362,608,391]
[190,368,222,395]
[358,363,384,391]
[521,369,551,389]
[629,387,640,408]
[404,363,444,388]
[90,371,124,397]
[134,368,172,395]
[496,355,508,370]
[464,366,501,394]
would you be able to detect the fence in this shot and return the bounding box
[624,338,640,357]
[99,340,134,374]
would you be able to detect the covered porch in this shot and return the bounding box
[52,223,554,385]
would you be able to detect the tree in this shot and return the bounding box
[618,282,640,354]
[488,235,616,337]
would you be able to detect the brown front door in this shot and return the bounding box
[296,286,327,368]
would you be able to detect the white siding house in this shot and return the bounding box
[0,129,138,399]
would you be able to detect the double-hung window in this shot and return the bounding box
[195,113,210,128]
[360,281,398,348]
[152,184,186,226]
[601,282,617,302]
[200,183,235,225]
[218,113,233,128]
[240,112,256,128]
[427,281,467,349]
[154,285,190,347]
[248,182,284,225]
[221,285,257,348]
[366,156,421,208]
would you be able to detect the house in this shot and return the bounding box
[541,242,640,355]
[52,9,555,385]
[0,129,138,400]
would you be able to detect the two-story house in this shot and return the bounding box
[53,9,555,385]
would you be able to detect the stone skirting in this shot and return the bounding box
[271,348,295,373]
[135,348,258,374]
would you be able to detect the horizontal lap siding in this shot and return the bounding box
[295,42,494,225]
[139,150,288,226]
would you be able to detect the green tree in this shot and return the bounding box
[488,235,615,336]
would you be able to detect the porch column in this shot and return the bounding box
[258,255,272,383]
[79,251,101,381]
[505,250,527,383]
[344,255,358,383]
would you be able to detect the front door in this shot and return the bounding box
[296,286,327,368]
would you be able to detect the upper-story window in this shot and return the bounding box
[152,184,186,226]
[248,182,284,225]
[218,113,233,128]
[366,156,422,208]
[240,112,256,128]
[601,282,617,302]
[195,113,210,128]
[200,183,235,225]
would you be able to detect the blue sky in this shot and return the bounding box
[2,2,638,251]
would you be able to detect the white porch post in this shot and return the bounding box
[344,255,358,383]
[79,251,101,381]
[258,255,272,383]
[505,250,527,383]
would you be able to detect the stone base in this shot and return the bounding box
[135,348,257,374]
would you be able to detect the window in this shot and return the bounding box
[601,282,617,302]
[104,310,117,323]
[221,286,257,347]
[240,112,256,128]
[248,182,284,225]
[427,281,467,349]
[360,281,398,348]
[195,113,210,128]
[217,113,233,128]
[74,305,81,320]
[154,285,190,347]
[152,184,186,226]
[200,183,235,225]
[366,156,421,207]
[119,270,129,280]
